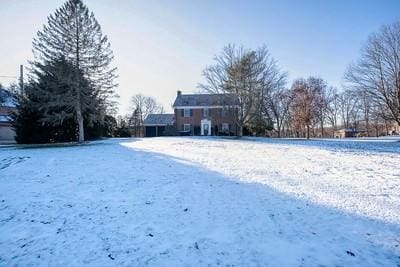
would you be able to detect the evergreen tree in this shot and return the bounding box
[129,108,143,137]
[102,115,117,137]
[13,58,111,143]
[11,86,44,144]
[31,0,117,142]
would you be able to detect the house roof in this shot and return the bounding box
[173,93,239,108]
[0,115,12,123]
[144,114,174,126]
[0,89,16,108]
[336,128,366,133]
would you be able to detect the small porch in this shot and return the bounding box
[201,119,211,136]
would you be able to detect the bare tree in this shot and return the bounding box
[339,89,361,129]
[368,102,390,136]
[345,20,400,127]
[326,87,341,135]
[199,45,256,136]
[130,94,163,118]
[129,94,163,137]
[357,89,373,136]
[199,44,286,136]
[253,47,287,136]
[289,78,325,139]
[265,87,292,137]
[307,77,328,137]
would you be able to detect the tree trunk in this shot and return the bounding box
[75,14,84,143]
[320,119,324,137]
[276,119,281,138]
[384,119,389,135]
[238,125,243,137]
[306,125,310,139]
[76,106,85,142]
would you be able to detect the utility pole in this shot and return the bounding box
[19,64,24,91]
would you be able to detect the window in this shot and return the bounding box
[183,124,191,132]
[183,109,191,117]
[222,123,229,133]
[222,108,229,117]
[203,108,209,117]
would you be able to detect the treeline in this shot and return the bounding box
[200,20,400,138]
[126,94,164,137]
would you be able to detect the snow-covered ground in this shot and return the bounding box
[0,137,399,266]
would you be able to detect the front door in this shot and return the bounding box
[203,123,209,135]
[201,119,211,136]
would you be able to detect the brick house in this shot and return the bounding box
[388,122,400,135]
[172,91,239,136]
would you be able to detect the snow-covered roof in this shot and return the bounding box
[0,89,16,107]
[0,115,12,123]
[143,114,174,126]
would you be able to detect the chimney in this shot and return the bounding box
[177,90,182,97]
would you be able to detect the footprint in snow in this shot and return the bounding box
[346,250,355,257]
[0,156,30,170]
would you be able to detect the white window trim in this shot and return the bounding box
[183,124,191,131]
[222,123,229,132]
[183,109,191,117]
[203,108,209,117]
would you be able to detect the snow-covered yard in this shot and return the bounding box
[0,137,399,266]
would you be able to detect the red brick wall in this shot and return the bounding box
[175,107,238,135]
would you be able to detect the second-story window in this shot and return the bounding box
[183,109,191,117]
[222,108,229,117]
[203,108,209,117]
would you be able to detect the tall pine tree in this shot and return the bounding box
[31,0,117,142]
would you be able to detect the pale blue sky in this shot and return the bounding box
[0,0,399,114]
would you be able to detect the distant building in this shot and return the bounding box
[0,89,16,142]
[143,114,175,137]
[334,128,366,138]
[388,122,400,135]
[172,91,239,136]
